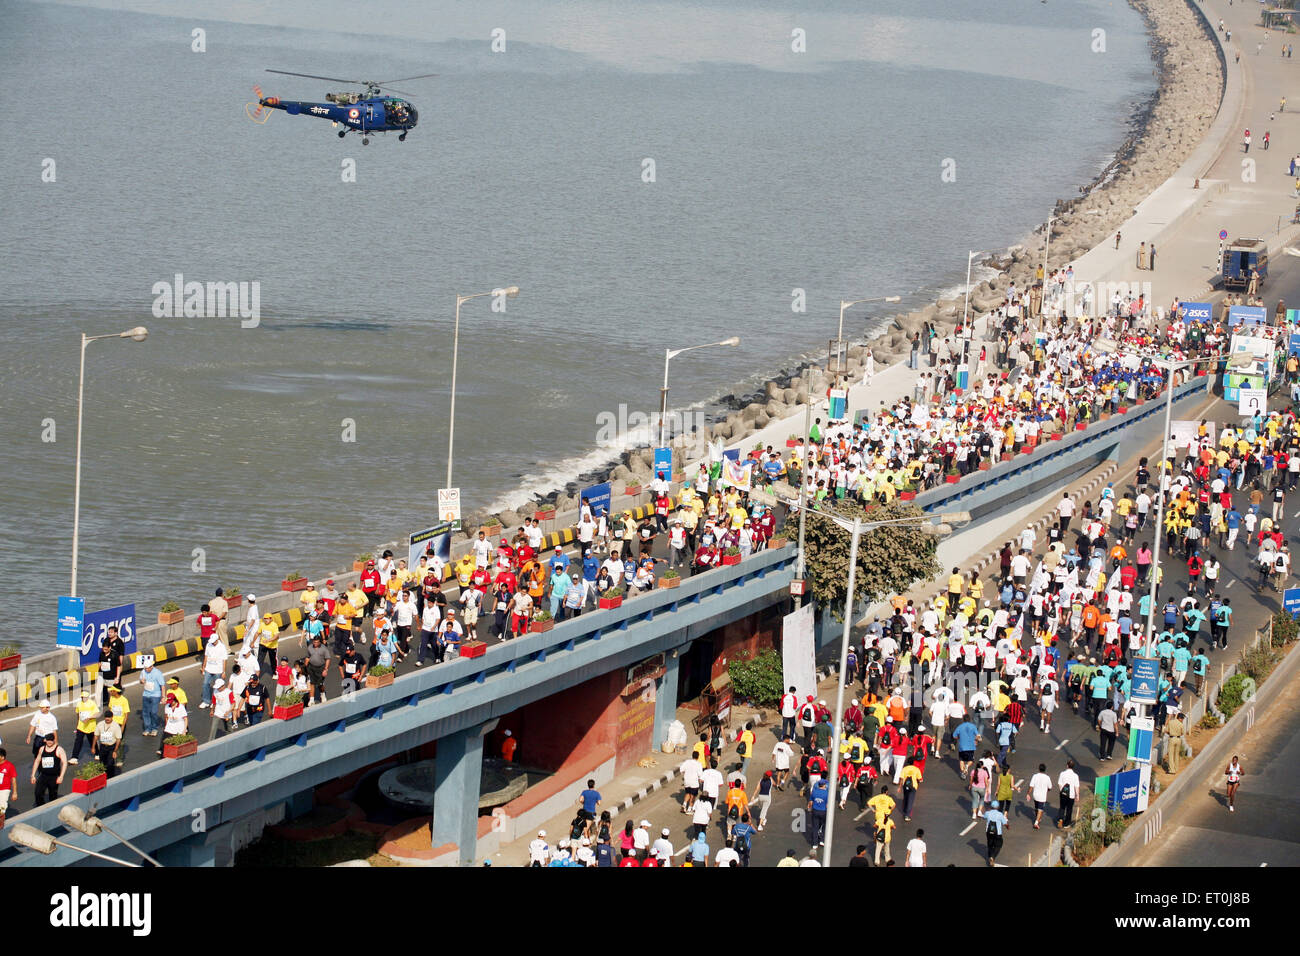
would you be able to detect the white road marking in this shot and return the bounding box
[1261,862,1268,867]
[960,820,978,835]
[1226,579,1235,589]
[1054,739,1070,750]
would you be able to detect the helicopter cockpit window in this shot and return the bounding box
[385,99,410,124]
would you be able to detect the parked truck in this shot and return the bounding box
[1221,237,1268,291]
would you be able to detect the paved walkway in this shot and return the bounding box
[1075,0,1300,308]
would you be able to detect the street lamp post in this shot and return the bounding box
[1041,216,1057,328]
[7,823,139,866]
[1143,352,1251,652]
[795,295,898,605]
[778,501,970,864]
[448,287,518,492]
[71,326,148,597]
[58,805,164,867]
[961,252,977,362]
[658,337,740,450]
[832,296,901,389]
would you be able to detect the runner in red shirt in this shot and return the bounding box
[360,561,382,617]
[0,748,18,815]
[197,605,217,641]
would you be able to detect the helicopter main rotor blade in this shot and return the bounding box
[266,69,365,84]
[371,73,440,85]
[374,85,423,97]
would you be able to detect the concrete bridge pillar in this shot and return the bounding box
[431,719,497,864]
[654,644,687,749]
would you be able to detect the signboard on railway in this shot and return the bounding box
[1180,301,1212,323]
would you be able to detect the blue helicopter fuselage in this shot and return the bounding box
[258,96,418,134]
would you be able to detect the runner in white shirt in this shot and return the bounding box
[679,756,703,813]
[905,831,927,867]
[715,843,741,868]
[1027,764,1053,828]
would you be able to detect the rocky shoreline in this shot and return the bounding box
[461,0,1225,539]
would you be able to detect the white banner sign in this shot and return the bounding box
[781,603,817,712]
[438,487,462,529]
[1168,420,1215,451]
[1238,388,1266,417]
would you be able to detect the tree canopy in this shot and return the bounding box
[801,499,940,617]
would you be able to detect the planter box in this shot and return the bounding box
[158,610,184,626]
[365,671,395,689]
[163,740,198,759]
[72,772,108,795]
[945,475,961,484]
[481,524,502,537]
[1117,406,1128,414]
[1098,413,1111,421]
[899,491,916,501]
[533,508,557,522]
[658,576,682,589]
[459,640,487,659]
[352,561,367,573]
[0,655,20,672]
[786,440,798,448]
[721,553,742,566]
[978,462,992,471]
[281,577,308,593]
[1195,369,1207,377]
[1135,397,1145,405]
[1075,422,1088,431]
[1001,453,1014,462]
[273,702,304,721]
[624,484,642,497]
[225,595,243,609]
[598,596,623,610]
[672,471,686,483]
[530,619,554,633]
[767,537,787,549]
[953,387,963,396]
[1050,433,1064,441]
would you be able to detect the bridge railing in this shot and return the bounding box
[0,545,797,863]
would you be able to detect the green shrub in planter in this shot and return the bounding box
[604,585,625,598]
[75,760,107,781]
[724,546,741,556]
[224,586,241,598]
[661,569,680,579]
[1271,610,1299,647]
[369,664,394,678]
[275,690,304,708]
[160,601,181,613]
[533,609,553,622]
[164,733,196,747]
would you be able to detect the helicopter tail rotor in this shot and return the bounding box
[245,84,273,125]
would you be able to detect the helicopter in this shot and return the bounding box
[250,69,437,144]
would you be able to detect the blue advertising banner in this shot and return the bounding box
[1284,587,1300,619]
[408,522,453,570]
[1107,767,1145,815]
[723,448,740,462]
[1289,332,1300,357]
[1130,656,1161,705]
[1228,305,1267,327]
[580,481,612,520]
[1180,301,1212,323]
[57,596,85,649]
[653,446,673,481]
[80,603,137,668]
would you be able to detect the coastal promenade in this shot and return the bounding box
[1074,0,1300,307]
